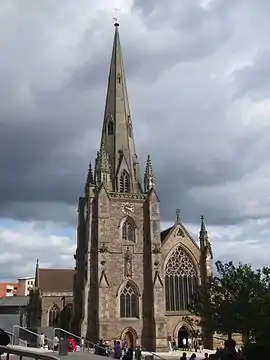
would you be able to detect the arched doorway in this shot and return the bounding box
[121,327,137,348]
[178,326,189,349]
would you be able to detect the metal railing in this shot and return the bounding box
[53,327,111,354]
[12,325,53,348]
[5,330,27,347]
[0,345,59,360]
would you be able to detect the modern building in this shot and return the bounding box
[0,282,18,297]
[0,296,28,333]
[17,276,35,296]
[72,23,213,352]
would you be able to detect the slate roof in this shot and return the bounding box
[39,268,74,293]
[0,296,29,307]
[161,226,173,243]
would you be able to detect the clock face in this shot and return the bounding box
[122,202,134,215]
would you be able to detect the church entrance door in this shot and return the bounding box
[121,328,137,348]
[177,326,189,349]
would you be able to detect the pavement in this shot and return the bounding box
[1,345,217,360]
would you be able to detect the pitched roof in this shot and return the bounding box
[39,269,74,293]
[161,226,173,243]
[0,296,29,307]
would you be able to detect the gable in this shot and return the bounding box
[161,223,199,250]
[161,222,201,268]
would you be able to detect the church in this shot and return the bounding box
[72,23,213,352]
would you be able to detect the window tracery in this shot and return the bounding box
[165,246,198,311]
[122,218,135,242]
[48,304,60,326]
[120,281,139,318]
[119,170,130,193]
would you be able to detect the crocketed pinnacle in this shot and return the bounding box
[144,155,154,179]
[199,215,213,259]
[99,138,110,173]
[86,163,94,185]
[144,154,155,191]
[200,215,207,237]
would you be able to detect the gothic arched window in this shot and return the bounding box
[107,120,114,136]
[119,170,130,193]
[165,246,198,311]
[48,304,60,326]
[122,218,135,242]
[120,281,139,318]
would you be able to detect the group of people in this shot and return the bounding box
[112,339,142,360]
[171,337,204,352]
[39,333,50,349]
[180,351,209,360]
[179,336,246,360]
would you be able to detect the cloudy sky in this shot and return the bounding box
[1,0,270,280]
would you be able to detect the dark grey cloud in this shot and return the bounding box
[0,0,270,232]
[232,51,270,100]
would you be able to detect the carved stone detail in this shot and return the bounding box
[109,192,146,201]
[152,244,161,254]
[175,228,185,238]
[99,243,108,253]
[124,247,132,278]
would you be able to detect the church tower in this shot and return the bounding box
[73,23,167,351]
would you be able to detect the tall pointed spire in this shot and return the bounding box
[34,258,39,288]
[99,23,141,193]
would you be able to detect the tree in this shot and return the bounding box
[189,260,270,343]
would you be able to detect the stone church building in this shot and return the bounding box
[72,23,213,352]
[27,260,74,333]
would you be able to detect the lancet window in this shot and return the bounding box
[107,120,114,135]
[119,170,130,193]
[48,304,60,326]
[122,218,135,242]
[120,281,139,318]
[165,246,198,311]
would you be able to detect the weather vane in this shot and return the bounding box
[176,209,181,223]
[112,7,120,25]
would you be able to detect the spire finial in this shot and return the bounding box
[113,8,120,26]
[176,209,181,223]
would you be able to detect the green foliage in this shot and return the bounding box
[189,260,270,344]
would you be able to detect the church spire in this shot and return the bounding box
[99,23,141,193]
[34,258,39,289]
